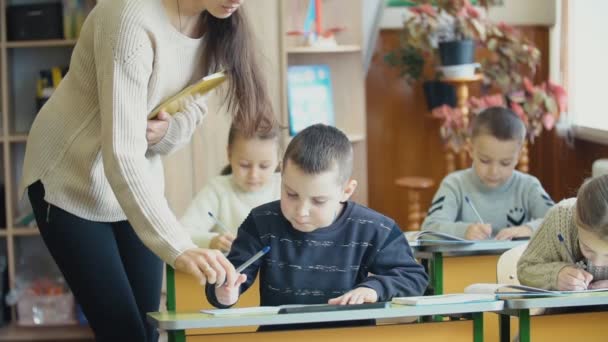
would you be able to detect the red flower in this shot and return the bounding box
[510,102,528,125]
[548,81,568,112]
[523,77,535,94]
[410,4,437,17]
[542,113,556,130]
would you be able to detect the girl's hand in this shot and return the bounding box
[210,233,236,253]
[174,248,237,286]
[215,273,247,306]
[557,266,593,291]
[588,280,608,290]
[146,111,171,146]
[495,226,532,240]
[328,287,378,305]
[465,223,492,240]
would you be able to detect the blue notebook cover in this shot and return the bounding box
[287,65,336,136]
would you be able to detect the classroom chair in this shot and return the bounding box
[496,243,528,285]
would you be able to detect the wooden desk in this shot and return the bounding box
[149,301,504,342]
[411,240,526,342]
[499,292,608,342]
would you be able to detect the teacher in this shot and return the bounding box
[20,0,270,341]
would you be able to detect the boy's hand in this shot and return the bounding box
[327,287,378,305]
[215,273,248,306]
[557,266,593,291]
[465,223,492,240]
[589,280,608,290]
[146,111,171,146]
[495,226,532,240]
[210,233,236,253]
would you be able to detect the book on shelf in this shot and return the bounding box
[148,71,227,119]
[464,283,608,299]
[287,64,335,136]
[392,293,496,306]
[62,0,96,39]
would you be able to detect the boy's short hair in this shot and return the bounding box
[471,106,526,142]
[575,174,608,241]
[283,124,353,183]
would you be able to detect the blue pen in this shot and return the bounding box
[557,233,586,269]
[236,246,271,273]
[464,195,485,224]
[207,211,231,235]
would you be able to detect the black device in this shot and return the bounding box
[7,2,64,41]
[511,236,530,241]
[278,301,390,314]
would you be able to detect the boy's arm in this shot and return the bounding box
[517,204,572,290]
[524,178,555,231]
[356,225,429,301]
[205,214,263,308]
[421,179,469,238]
[180,183,221,248]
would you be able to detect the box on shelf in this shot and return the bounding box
[7,3,64,41]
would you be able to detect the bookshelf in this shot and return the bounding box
[279,0,368,204]
[0,0,94,339]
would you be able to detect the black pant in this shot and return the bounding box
[28,181,162,342]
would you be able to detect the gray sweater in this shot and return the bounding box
[421,169,554,238]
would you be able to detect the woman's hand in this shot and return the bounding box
[146,111,171,146]
[174,248,237,286]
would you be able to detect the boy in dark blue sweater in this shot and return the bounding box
[206,124,428,314]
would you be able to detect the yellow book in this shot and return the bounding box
[148,71,227,119]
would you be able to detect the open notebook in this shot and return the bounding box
[147,71,227,119]
[465,283,608,299]
[392,294,496,306]
[405,231,474,245]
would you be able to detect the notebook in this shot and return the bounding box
[148,71,227,119]
[405,231,474,245]
[392,294,496,306]
[465,283,608,299]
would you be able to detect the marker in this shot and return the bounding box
[207,211,231,234]
[464,195,485,224]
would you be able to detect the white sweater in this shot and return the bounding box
[180,173,282,248]
[20,0,210,265]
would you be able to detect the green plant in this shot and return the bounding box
[386,0,567,147]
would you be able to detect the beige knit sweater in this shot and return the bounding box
[517,198,582,290]
[20,0,211,265]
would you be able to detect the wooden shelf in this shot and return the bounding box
[7,135,27,143]
[12,228,39,237]
[0,323,93,341]
[286,45,362,54]
[4,40,77,49]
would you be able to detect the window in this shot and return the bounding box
[569,0,608,143]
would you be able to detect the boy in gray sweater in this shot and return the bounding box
[421,107,554,240]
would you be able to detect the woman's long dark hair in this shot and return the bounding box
[201,9,275,135]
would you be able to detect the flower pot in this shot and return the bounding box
[438,39,475,66]
[438,63,480,78]
[423,80,456,111]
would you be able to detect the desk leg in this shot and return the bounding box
[518,309,531,342]
[473,312,484,342]
[499,314,510,342]
[430,253,444,322]
[166,265,176,311]
[168,330,186,342]
[430,252,444,295]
